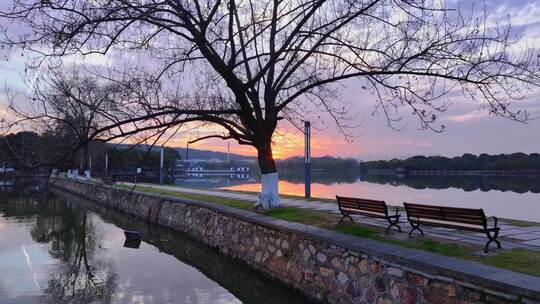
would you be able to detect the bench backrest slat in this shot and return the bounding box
[336,196,388,215]
[404,202,486,227]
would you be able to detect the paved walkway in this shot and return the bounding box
[131,183,540,252]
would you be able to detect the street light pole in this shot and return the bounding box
[87,156,92,179]
[104,153,108,177]
[159,146,164,184]
[304,121,311,198]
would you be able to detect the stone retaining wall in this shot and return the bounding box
[50,178,540,304]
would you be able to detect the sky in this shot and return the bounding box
[1,0,540,160]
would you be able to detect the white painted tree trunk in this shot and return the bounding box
[255,172,280,209]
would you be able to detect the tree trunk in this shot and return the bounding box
[255,141,280,209]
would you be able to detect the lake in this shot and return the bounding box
[0,191,312,304]
[174,172,540,222]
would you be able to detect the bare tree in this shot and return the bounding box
[37,71,119,171]
[1,0,539,208]
[7,66,193,171]
[5,69,124,172]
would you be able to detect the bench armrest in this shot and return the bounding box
[487,216,498,228]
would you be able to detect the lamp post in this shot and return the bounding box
[104,153,108,177]
[87,156,92,179]
[1,162,5,188]
[304,121,311,198]
[159,146,164,184]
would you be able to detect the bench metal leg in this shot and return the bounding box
[385,218,402,234]
[339,213,353,223]
[484,230,501,253]
[408,222,424,238]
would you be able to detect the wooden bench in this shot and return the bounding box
[336,196,401,234]
[403,202,501,253]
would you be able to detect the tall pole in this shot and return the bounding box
[227,142,230,164]
[1,162,5,188]
[185,142,189,161]
[304,121,311,198]
[105,153,108,176]
[87,156,92,178]
[159,146,164,184]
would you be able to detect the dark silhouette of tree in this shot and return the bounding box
[0,131,42,170]
[362,153,540,172]
[1,0,539,208]
[7,69,124,172]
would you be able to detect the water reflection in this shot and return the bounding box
[0,193,116,304]
[361,174,540,194]
[214,172,540,195]
[210,172,540,222]
[32,200,116,304]
[65,191,312,304]
[0,192,313,304]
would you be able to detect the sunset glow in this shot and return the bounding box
[2,0,540,161]
[164,129,358,160]
[178,131,306,159]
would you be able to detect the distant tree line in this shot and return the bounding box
[107,147,179,173]
[361,153,540,172]
[0,131,180,175]
[0,131,79,174]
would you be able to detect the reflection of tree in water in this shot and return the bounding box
[58,191,315,304]
[362,174,540,194]
[29,196,117,303]
[0,191,44,218]
[279,170,360,185]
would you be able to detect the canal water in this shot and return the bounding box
[175,172,540,222]
[0,191,313,304]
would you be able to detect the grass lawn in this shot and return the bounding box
[114,183,540,277]
[220,188,336,203]
[115,184,253,210]
[505,219,539,227]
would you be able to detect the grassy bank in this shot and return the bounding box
[219,188,336,203]
[117,184,253,210]
[116,184,540,277]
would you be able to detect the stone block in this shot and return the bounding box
[331,257,342,268]
[370,262,381,274]
[338,272,349,285]
[365,287,377,303]
[387,267,403,278]
[406,272,427,287]
[424,282,457,304]
[359,259,370,274]
[346,279,363,300]
[401,288,419,304]
[317,252,327,263]
[320,267,335,277]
